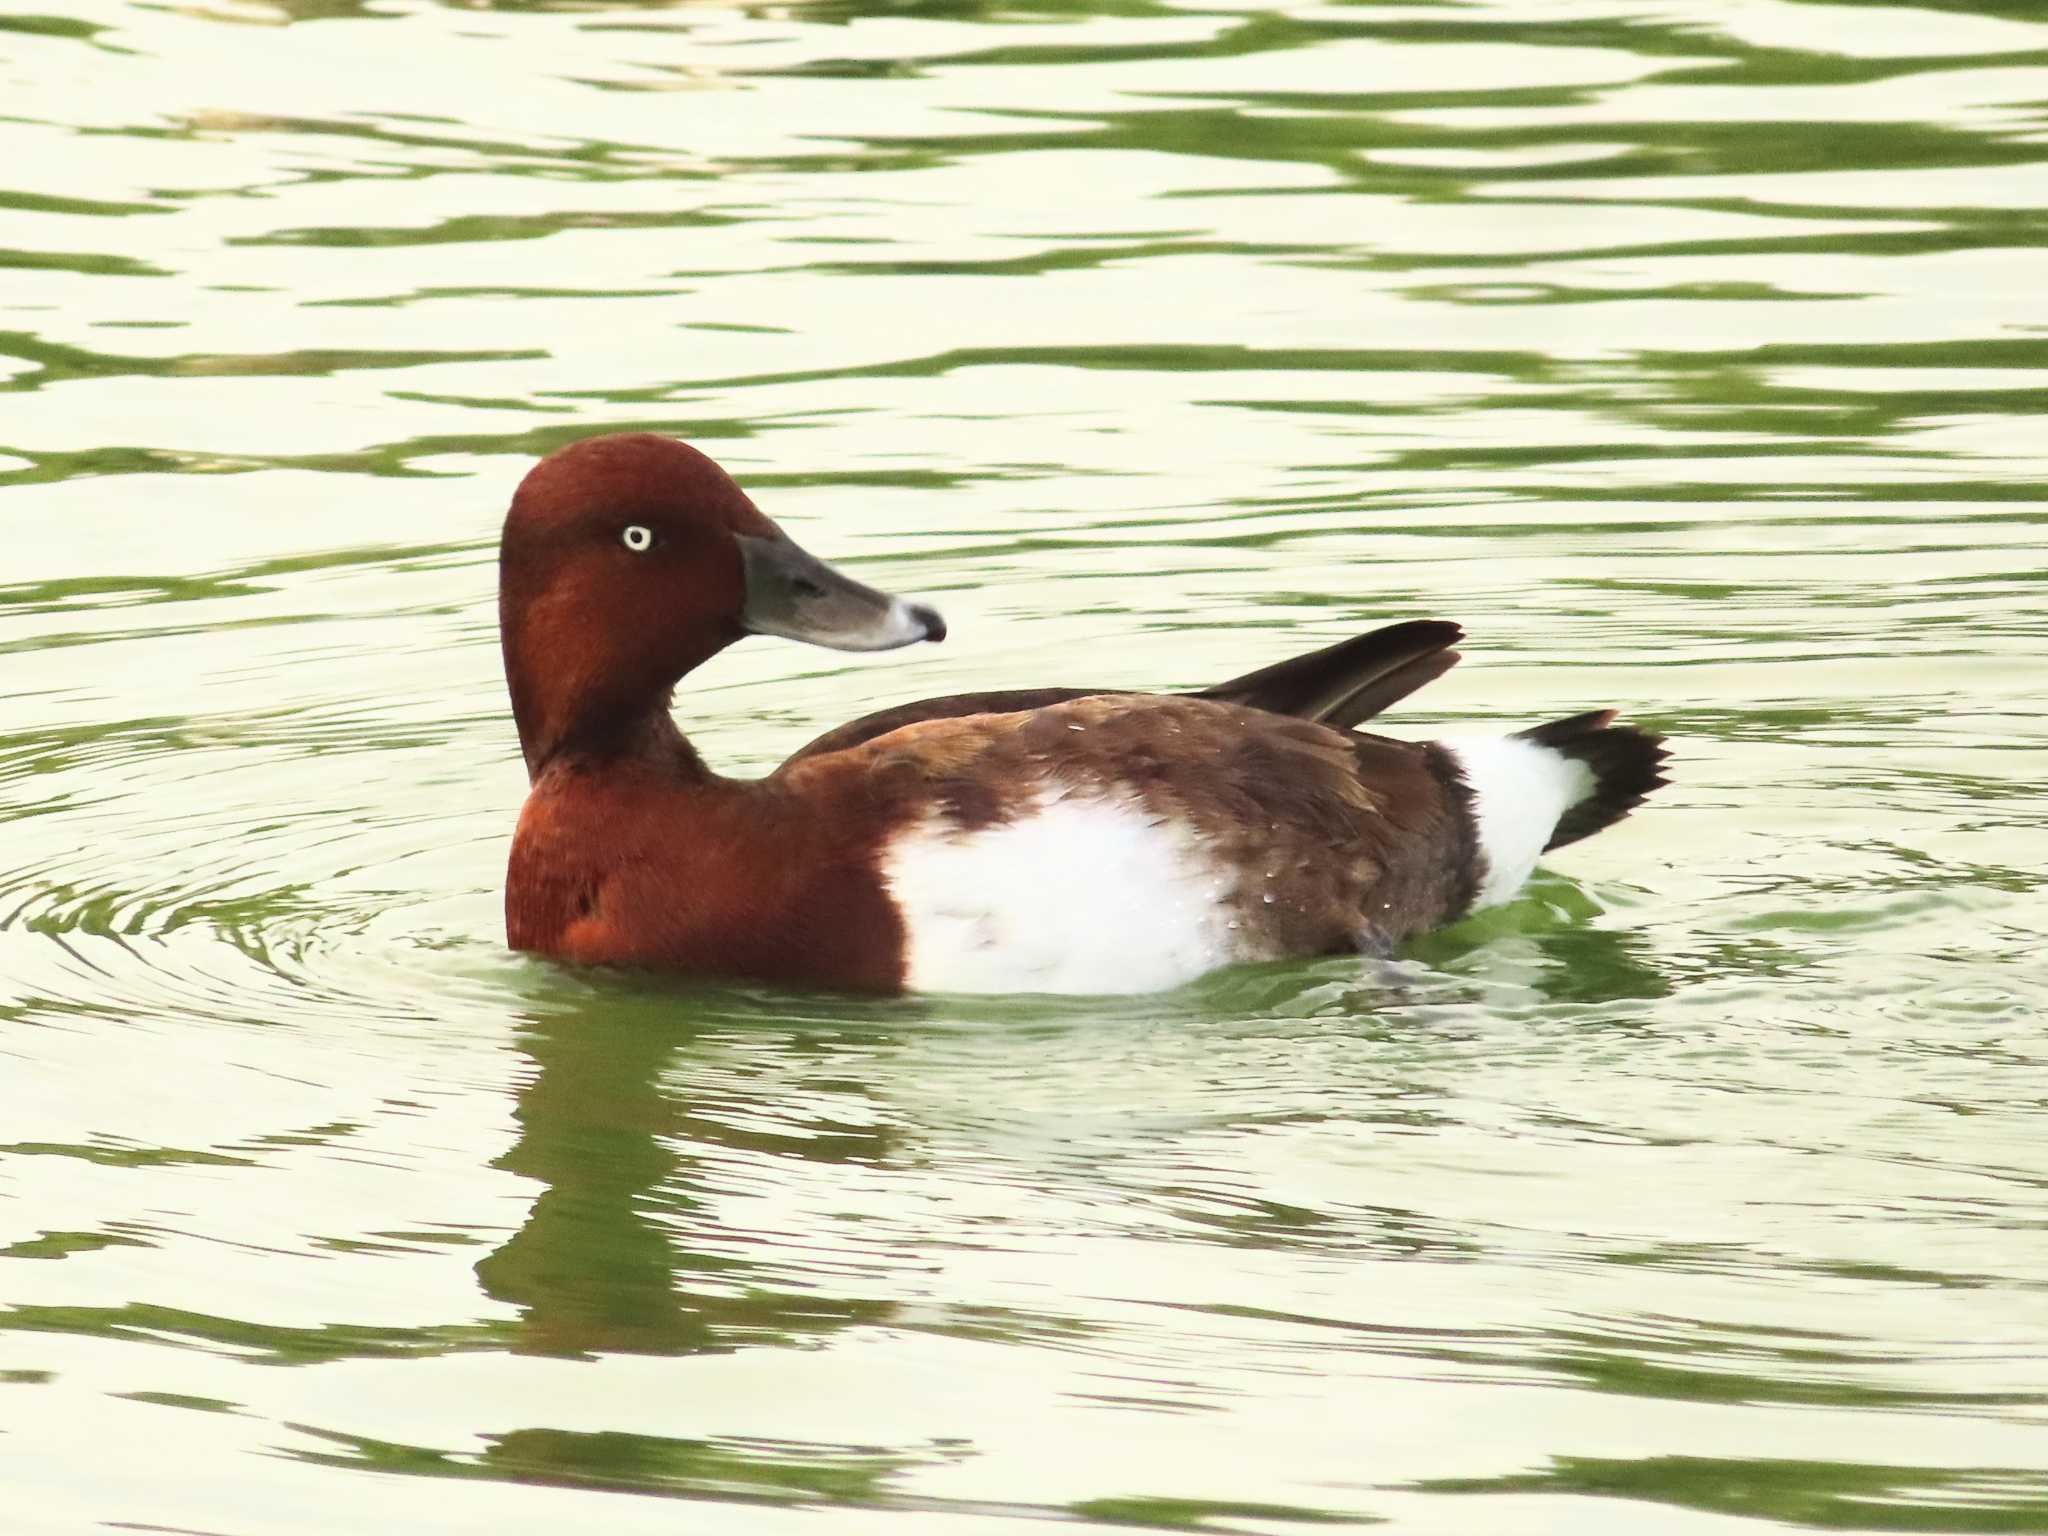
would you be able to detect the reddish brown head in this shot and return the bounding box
[499,433,945,777]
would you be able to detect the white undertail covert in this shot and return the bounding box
[1440,735,1596,910]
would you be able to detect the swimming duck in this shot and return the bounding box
[501,433,1667,995]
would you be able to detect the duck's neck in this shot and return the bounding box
[547,706,709,783]
[508,672,710,784]
[501,569,734,783]
[503,620,726,783]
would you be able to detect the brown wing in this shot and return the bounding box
[782,692,1476,954]
[779,619,1462,766]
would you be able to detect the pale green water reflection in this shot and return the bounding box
[3,0,2047,1531]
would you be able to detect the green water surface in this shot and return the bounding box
[2,1,2045,1531]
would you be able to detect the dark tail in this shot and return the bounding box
[1199,619,1463,729]
[1517,710,1671,851]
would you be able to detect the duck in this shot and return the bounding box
[501,432,1668,996]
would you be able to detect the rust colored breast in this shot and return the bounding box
[506,758,912,994]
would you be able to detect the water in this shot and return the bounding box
[4,0,2046,1530]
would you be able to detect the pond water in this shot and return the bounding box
[3,0,2046,1531]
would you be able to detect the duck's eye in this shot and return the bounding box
[621,524,654,553]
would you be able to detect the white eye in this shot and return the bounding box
[621,524,653,553]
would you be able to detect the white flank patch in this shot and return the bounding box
[1440,735,1597,910]
[881,788,1249,996]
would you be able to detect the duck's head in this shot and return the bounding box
[499,432,945,776]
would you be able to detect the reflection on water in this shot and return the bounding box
[3,0,2047,1531]
[481,997,906,1360]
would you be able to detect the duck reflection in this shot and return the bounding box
[475,983,907,1358]
[474,892,1669,1361]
